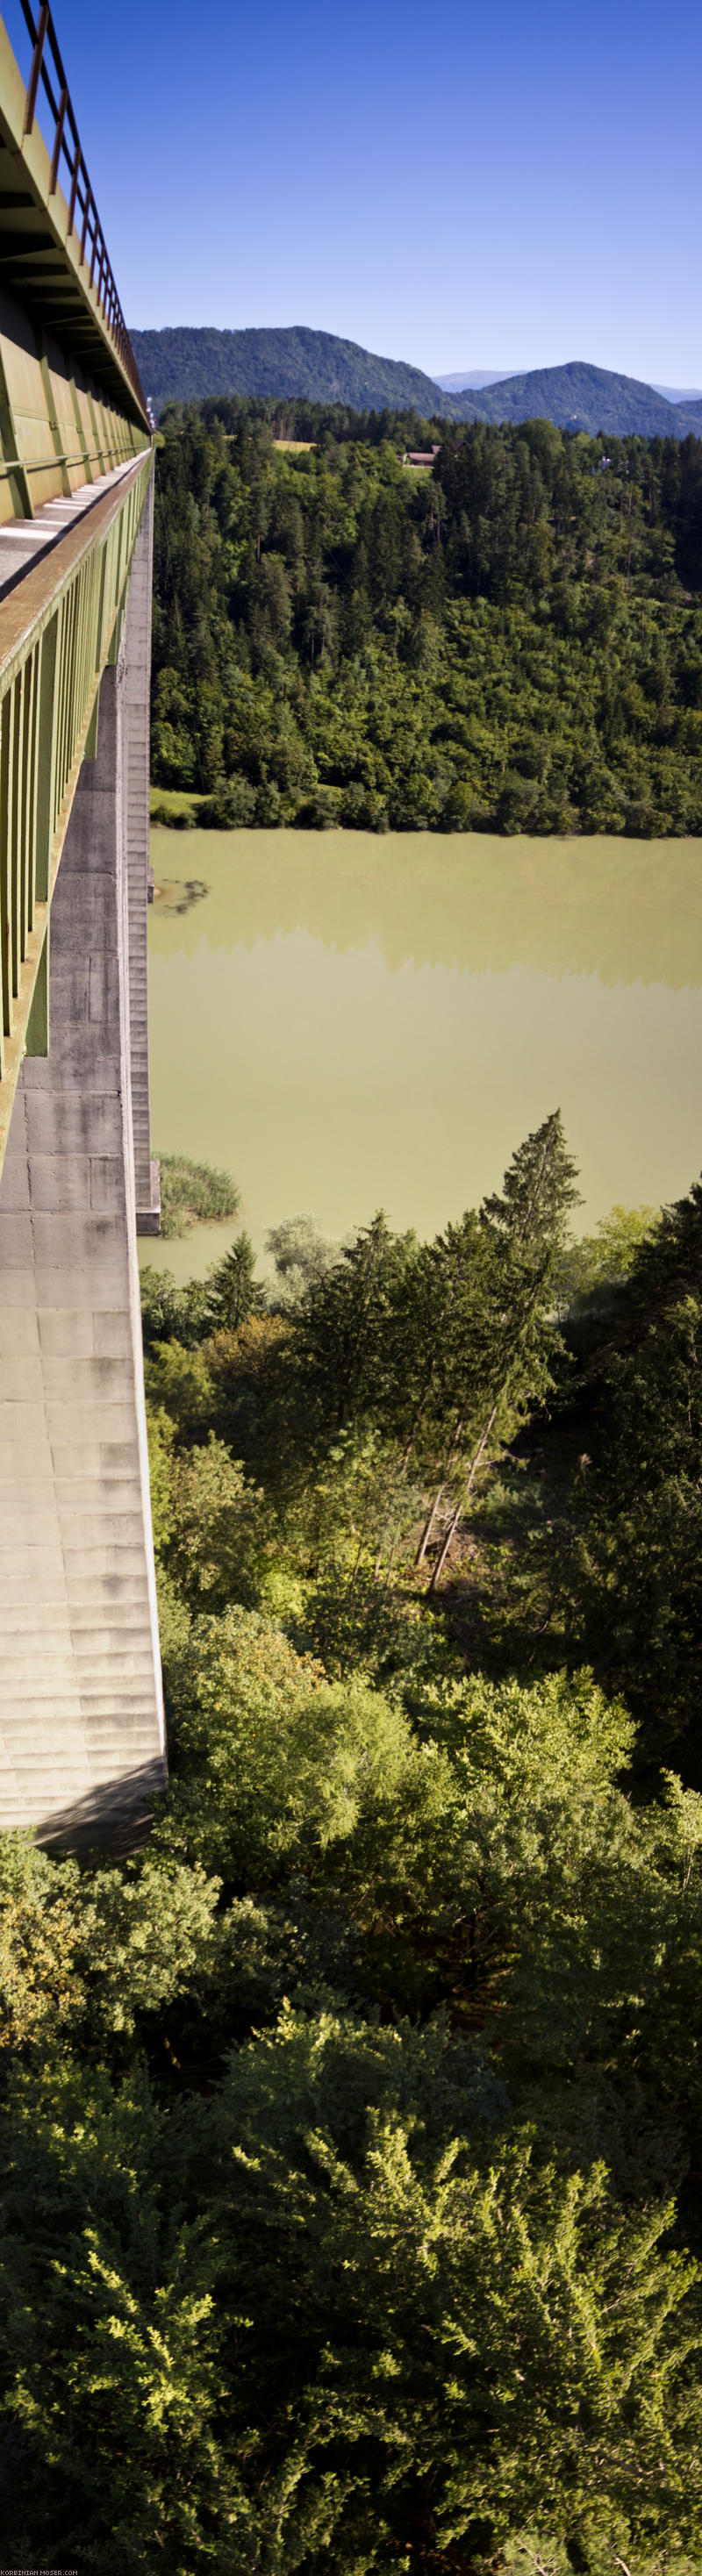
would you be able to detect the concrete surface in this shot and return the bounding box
[0,457,139,602]
[0,571,167,1846]
[122,472,161,1236]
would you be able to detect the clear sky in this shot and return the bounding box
[6,0,701,383]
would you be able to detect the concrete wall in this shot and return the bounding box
[0,533,166,1847]
[123,474,160,1234]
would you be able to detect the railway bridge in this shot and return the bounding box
[0,2,166,1842]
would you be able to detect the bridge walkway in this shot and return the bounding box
[0,483,166,1846]
[0,454,139,597]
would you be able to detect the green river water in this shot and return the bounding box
[140,826,702,1282]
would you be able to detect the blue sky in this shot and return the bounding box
[6,0,702,383]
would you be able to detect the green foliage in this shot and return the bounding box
[0,1835,84,2052]
[204,1229,265,1333]
[157,1153,240,1238]
[265,1211,342,1308]
[547,1173,702,1764]
[292,1211,418,1439]
[151,400,702,834]
[156,1606,413,1881]
[79,1859,221,2036]
[133,320,451,419]
[555,1199,661,1315]
[0,1831,221,2052]
[147,1402,176,1554]
[2,2021,699,2570]
[145,1337,215,1442]
[462,356,702,438]
[573,1291,702,1757]
[419,1658,634,1788]
[0,2054,235,2569]
[133,330,702,443]
[140,1262,211,1351]
[9,1133,702,2565]
[164,1435,268,1613]
[412,1113,579,1590]
[211,2022,702,2562]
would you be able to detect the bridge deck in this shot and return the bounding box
[0,490,166,1846]
[0,454,138,597]
[0,4,163,1846]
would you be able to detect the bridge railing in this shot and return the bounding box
[18,0,147,415]
[0,447,154,1165]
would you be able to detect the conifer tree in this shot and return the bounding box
[204,1231,264,1335]
[294,1213,415,1438]
[427,1113,579,1589]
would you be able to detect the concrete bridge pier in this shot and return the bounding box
[124,476,161,1238]
[0,513,166,1847]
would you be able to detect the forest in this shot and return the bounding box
[133,335,702,437]
[131,325,449,424]
[2,1115,702,2571]
[151,398,702,837]
[447,363,702,440]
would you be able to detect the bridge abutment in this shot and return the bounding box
[0,545,166,1846]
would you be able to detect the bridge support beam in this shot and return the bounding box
[0,569,166,1846]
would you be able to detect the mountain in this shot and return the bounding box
[453,360,702,439]
[433,369,519,390]
[436,372,702,405]
[652,383,702,404]
[130,326,452,421]
[132,331,702,444]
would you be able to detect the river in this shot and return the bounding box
[140,826,702,1282]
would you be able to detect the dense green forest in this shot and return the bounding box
[133,332,702,438]
[133,325,452,423]
[152,401,702,835]
[455,362,702,440]
[3,1117,702,2569]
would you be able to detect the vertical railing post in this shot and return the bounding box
[22,0,49,135]
[67,138,80,235]
[48,83,68,193]
[34,612,58,903]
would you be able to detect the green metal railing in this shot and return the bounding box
[0,447,153,1162]
[0,0,153,1166]
[18,0,147,413]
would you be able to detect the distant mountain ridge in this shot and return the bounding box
[435,371,702,404]
[434,369,519,390]
[648,384,702,404]
[458,361,702,440]
[131,326,702,441]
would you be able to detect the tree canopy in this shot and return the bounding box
[151,399,702,837]
[4,1126,702,2566]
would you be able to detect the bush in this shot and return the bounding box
[157,1155,240,1239]
[197,775,256,826]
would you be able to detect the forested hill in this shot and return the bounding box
[133,327,702,440]
[463,359,702,440]
[152,398,702,838]
[131,325,453,421]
